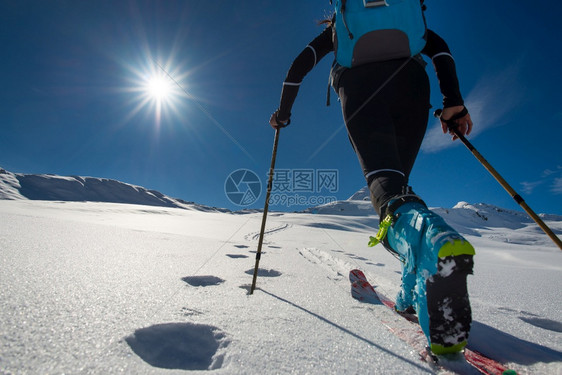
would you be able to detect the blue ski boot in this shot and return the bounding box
[381,195,475,355]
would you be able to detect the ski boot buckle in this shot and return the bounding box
[368,214,393,247]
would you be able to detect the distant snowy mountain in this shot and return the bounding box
[304,187,562,247]
[2,167,561,243]
[347,186,371,201]
[309,185,561,221]
[0,167,228,212]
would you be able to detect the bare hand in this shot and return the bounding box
[269,111,290,129]
[440,105,473,141]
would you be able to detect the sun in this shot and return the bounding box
[139,73,177,128]
[145,76,172,101]
[122,60,187,129]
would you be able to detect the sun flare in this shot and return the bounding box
[122,56,191,130]
[146,76,172,101]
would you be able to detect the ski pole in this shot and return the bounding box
[250,128,281,294]
[435,109,562,250]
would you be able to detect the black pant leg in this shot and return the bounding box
[337,59,430,216]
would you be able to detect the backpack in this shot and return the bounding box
[331,0,427,68]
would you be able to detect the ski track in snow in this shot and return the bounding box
[299,247,356,281]
[244,223,291,242]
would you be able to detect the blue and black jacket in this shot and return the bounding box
[276,26,464,122]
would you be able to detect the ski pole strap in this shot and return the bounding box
[368,214,393,247]
[274,111,291,128]
[434,107,468,129]
[386,194,424,216]
[370,194,426,248]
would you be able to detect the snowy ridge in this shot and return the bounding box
[0,167,228,213]
[347,186,371,201]
[433,202,562,247]
[305,189,562,247]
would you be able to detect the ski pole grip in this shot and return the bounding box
[433,107,469,130]
[433,109,454,128]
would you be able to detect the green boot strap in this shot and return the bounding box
[368,214,393,247]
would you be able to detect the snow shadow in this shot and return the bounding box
[226,254,248,259]
[182,275,225,287]
[519,316,562,333]
[469,321,562,365]
[239,285,252,293]
[303,222,353,231]
[125,323,228,370]
[244,268,282,277]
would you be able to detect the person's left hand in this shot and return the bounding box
[440,105,473,141]
[269,110,290,129]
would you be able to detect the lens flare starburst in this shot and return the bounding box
[123,58,187,131]
[146,76,172,101]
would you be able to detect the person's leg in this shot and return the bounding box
[389,58,431,182]
[338,59,475,354]
[338,59,427,216]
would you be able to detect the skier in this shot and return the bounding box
[269,1,475,355]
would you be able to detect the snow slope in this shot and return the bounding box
[1,175,561,374]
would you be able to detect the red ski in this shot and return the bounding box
[350,269,516,375]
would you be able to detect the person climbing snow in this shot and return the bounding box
[269,0,475,355]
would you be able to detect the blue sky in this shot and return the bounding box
[1,1,561,215]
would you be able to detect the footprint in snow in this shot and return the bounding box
[353,256,369,261]
[497,307,562,332]
[519,317,562,333]
[498,307,538,316]
[182,276,225,287]
[226,254,248,259]
[125,323,229,370]
[244,268,282,277]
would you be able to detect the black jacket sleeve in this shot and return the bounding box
[422,29,464,108]
[277,27,334,121]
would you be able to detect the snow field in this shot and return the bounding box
[1,200,561,374]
